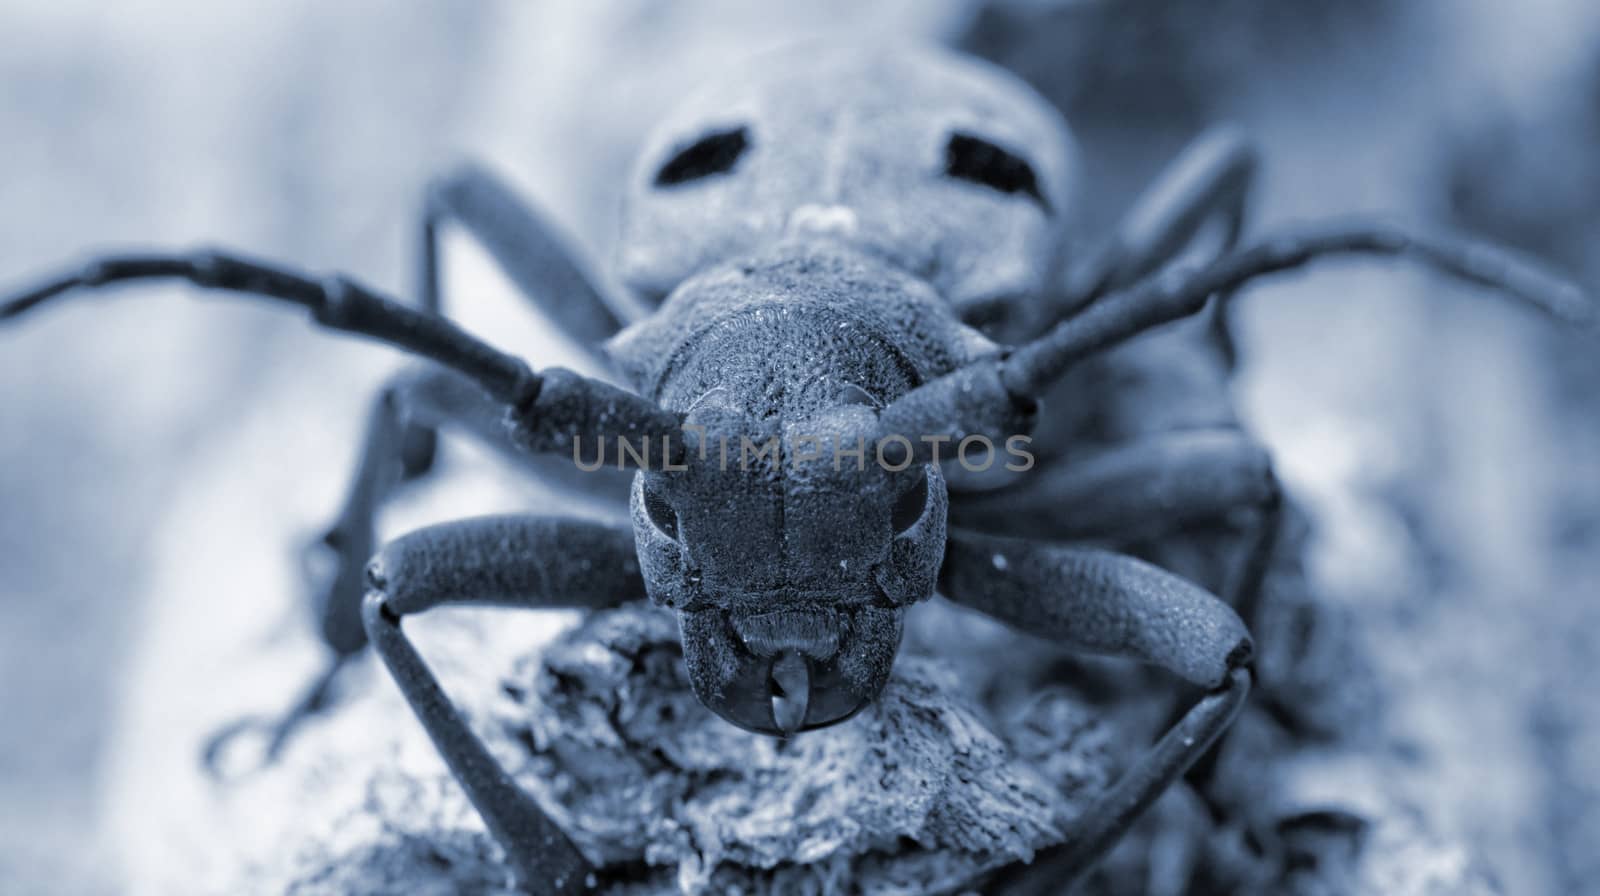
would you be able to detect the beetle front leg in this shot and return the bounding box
[940,530,1252,892]
[362,514,644,896]
[950,427,1275,543]
[311,366,635,657]
[202,365,636,775]
[949,426,1284,624]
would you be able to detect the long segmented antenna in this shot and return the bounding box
[1006,222,1598,397]
[879,223,1600,458]
[0,250,539,406]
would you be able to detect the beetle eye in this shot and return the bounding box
[944,132,1048,212]
[961,295,1015,338]
[891,468,929,534]
[654,126,749,186]
[836,383,880,409]
[643,483,680,540]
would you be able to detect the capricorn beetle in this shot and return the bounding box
[3,42,1595,894]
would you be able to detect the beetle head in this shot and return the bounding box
[627,304,948,736]
[619,42,1077,340]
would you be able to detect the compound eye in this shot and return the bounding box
[654,126,749,187]
[643,482,680,540]
[835,383,881,409]
[891,467,929,534]
[960,295,1016,339]
[944,132,1049,212]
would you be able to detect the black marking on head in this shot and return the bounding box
[959,294,1016,339]
[836,383,881,408]
[944,132,1048,212]
[654,126,750,187]
[891,467,929,533]
[643,480,679,540]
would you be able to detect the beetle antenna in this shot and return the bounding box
[0,250,539,406]
[874,223,1598,462]
[1002,222,1598,398]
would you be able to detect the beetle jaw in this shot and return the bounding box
[676,604,903,736]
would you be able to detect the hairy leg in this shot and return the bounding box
[940,531,1253,892]
[419,162,631,351]
[950,428,1273,543]
[203,364,634,773]
[363,514,643,895]
[953,426,1285,651]
[952,426,1283,818]
[403,163,635,469]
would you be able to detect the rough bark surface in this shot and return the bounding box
[243,604,1115,895]
[227,601,1504,896]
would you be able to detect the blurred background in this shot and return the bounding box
[0,1,1596,894]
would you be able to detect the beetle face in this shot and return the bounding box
[630,396,947,736]
[618,43,1077,337]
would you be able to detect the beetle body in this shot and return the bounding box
[602,44,1086,734]
[616,43,1076,318]
[616,243,971,732]
[6,34,1585,894]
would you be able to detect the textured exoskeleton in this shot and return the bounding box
[619,44,1076,324]
[4,40,1593,896]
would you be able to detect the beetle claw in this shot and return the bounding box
[199,655,351,780]
[200,714,284,780]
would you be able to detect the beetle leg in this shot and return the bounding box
[200,652,353,776]
[951,426,1286,792]
[942,530,1253,689]
[4,248,679,770]
[1064,126,1256,310]
[363,514,643,896]
[420,162,635,359]
[939,531,1253,891]
[954,426,1284,630]
[200,365,636,776]
[404,163,637,472]
[950,427,1273,542]
[998,670,1251,895]
[314,366,637,654]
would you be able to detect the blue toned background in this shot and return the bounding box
[1,2,1597,893]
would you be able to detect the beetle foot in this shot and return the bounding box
[199,655,351,780]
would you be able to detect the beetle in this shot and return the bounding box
[3,42,1594,895]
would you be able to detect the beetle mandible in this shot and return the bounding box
[3,42,1595,894]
